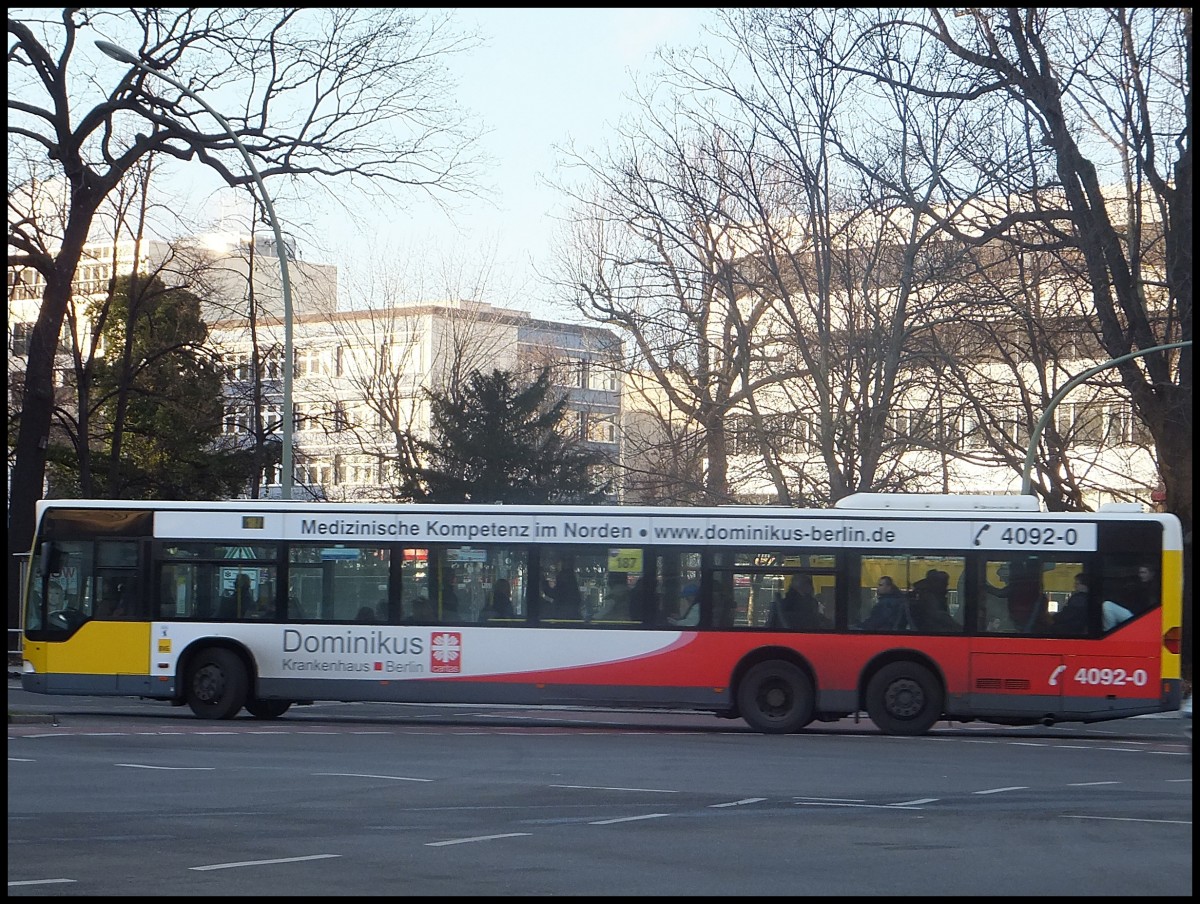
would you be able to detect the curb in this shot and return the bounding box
[8,713,58,724]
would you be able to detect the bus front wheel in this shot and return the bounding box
[185,648,248,720]
[244,699,292,719]
[737,660,815,734]
[866,661,943,736]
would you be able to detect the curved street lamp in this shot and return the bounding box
[95,39,295,500]
[1021,340,1192,497]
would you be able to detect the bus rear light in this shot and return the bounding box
[1163,627,1182,654]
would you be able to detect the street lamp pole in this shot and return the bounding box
[1020,340,1192,497]
[95,40,295,500]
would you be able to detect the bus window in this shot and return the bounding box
[762,573,832,631]
[980,558,1051,633]
[94,575,138,619]
[852,555,965,633]
[290,543,390,622]
[443,545,528,623]
[460,547,528,623]
[654,550,701,627]
[26,539,94,635]
[538,548,591,622]
[1041,567,1091,636]
[595,547,647,624]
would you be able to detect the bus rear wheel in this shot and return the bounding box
[866,661,943,736]
[738,660,815,734]
[244,699,292,720]
[185,648,248,720]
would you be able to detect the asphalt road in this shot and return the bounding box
[8,685,1192,896]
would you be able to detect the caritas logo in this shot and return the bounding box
[430,632,462,673]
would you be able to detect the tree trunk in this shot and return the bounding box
[7,180,103,622]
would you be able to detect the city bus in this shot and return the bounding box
[18,494,1184,735]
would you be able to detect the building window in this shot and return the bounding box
[11,322,34,356]
[960,413,987,450]
[586,414,617,444]
[1056,401,1105,446]
[295,348,326,377]
[588,365,619,392]
[332,402,352,432]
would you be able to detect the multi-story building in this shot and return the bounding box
[8,229,622,502]
[209,299,623,500]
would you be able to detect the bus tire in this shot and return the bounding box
[244,699,292,720]
[737,660,815,734]
[866,661,943,736]
[185,648,248,720]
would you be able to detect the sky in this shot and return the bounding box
[314,8,716,319]
[31,7,715,320]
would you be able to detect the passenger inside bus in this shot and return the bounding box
[1101,598,1134,630]
[857,576,909,631]
[1050,574,1090,635]
[543,560,582,618]
[985,562,1049,632]
[480,578,514,620]
[668,583,700,626]
[439,570,461,619]
[907,570,959,632]
[1126,564,1158,615]
[767,575,830,630]
[220,574,254,619]
[406,596,435,623]
[249,584,274,619]
[628,576,653,621]
[95,582,127,619]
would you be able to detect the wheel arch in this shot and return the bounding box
[175,636,258,701]
[857,648,947,713]
[729,645,817,718]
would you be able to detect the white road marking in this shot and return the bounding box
[1062,815,1191,826]
[551,784,678,793]
[974,786,1029,795]
[590,814,670,825]
[426,833,532,846]
[793,796,866,803]
[314,772,433,782]
[190,854,341,871]
[8,879,76,887]
[795,802,928,810]
[710,798,766,808]
[115,763,215,770]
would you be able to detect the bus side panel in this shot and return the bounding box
[22,622,153,696]
[968,614,1166,721]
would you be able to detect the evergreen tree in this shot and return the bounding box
[46,274,257,499]
[406,367,611,504]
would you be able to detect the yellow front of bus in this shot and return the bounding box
[22,620,154,697]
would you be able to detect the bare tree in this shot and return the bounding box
[562,9,967,506]
[837,8,1190,532]
[553,111,792,504]
[7,8,485,620]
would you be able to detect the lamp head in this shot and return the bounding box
[95,40,140,65]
